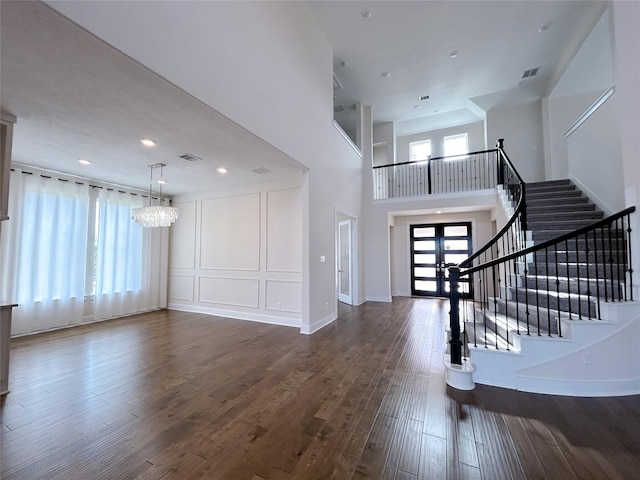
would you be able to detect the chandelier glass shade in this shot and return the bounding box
[131,163,179,228]
[132,204,179,228]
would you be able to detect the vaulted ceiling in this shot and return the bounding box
[0,1,606,194]
[308,1,606,137]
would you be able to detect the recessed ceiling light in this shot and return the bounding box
[361,9,371,18]
[433,109,440,113]
[78,159,91,165]
[414,105,421,109]
[381,71,391,78]
[538,22,551,32]
[340,61,349,68]
[436,210,442,214]
[449,50,459,58]
[217,167,228,174]
[140,138,156,147]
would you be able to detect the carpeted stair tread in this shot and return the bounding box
[527,210,603,222]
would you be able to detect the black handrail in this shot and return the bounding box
[462,206,635,277]
[372,147,499,170]
[460,139,528,269]
[449,205,635,369]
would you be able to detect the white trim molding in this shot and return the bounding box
[564,86,615,138]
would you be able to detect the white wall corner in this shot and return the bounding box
[300,311,336,335]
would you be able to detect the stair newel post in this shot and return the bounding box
[427,156,432,195]
[496,138,505,187]
[520,182,528,232]
[449,265,463,365]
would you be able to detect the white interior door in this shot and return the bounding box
[338,220,352,304]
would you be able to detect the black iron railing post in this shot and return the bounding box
[496,138,505,186]
[449,265,463,365]
[427,156,432,195]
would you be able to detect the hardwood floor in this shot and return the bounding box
[2,297,640,479]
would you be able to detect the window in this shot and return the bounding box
[409,140,431,162]
[443,133,468,158]
[1,168,168,335]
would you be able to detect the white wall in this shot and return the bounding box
[566,95,624,214]
[485,102,544,183]
[543,9,615,182]
[373,122,396,165]
[50,1,364,332]
[395,121,485,163]
[611,0,640,285]
[363,190,499,301]
[169,177,303,328]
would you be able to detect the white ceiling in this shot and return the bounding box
[0,1,305,196]
[308,0,606,137]
[1,1,606,195]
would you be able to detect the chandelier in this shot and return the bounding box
[131,163,179,228]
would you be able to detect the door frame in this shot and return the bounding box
[338,219,352,304]
[336,213,358,306]
[409,222,473,298]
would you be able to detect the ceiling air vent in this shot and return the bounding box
[419,94,430,101]
[521,67,539,79]
[334,104,345,113]
[178,153,202,162]
[252,167,271,175]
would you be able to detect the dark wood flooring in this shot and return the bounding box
[2,298,640,479]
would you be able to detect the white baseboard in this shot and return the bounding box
[366,296,392,303]
[167,303,301,329]
[301,312,336,335]
[515,375,640,397]
[569,174,616,215]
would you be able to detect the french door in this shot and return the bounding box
[410,222,472,298]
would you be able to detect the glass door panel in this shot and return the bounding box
[410,222,472,298]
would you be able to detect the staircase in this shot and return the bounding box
[526,179,603,242]
[462,180,639,395]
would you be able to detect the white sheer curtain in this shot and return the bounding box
[0,170,89,335]
[94,188,168,320]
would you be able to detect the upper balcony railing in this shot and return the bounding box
[373,147,501,200]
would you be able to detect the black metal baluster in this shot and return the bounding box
[615,218,623,301]
[545,247,552,336]
[608,223,614,301]
[576,236,583,318]
[565,240,572,320]
[585,232,593,319]
[622,217,629,300]
[555,247,562,338]
[534,250,541,335]
[593,228,601,319]
[626,213,634,301]
[523,254,531,335]
[482,270,488,348]
[471,272,478,347]
[427,158,432,195]
[492,264,499,349]
[601,226,610,302]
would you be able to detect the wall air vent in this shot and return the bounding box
[334,104,345,113]
[178,153,202,162]
[521,67,539,79]
[252,167,271,175]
